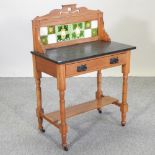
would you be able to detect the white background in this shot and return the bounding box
[0,0,155,77]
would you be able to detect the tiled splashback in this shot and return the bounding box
[40,20,98,45]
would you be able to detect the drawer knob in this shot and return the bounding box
[110,57,119,64]
[77,64,87,72]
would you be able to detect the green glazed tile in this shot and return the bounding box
[78,23,83,29]
[72,32,76,39]
[71,22,84,40]
[64,25,68,31]
[40,20,98,45]
[40,36,48,45]
[66,34,70,40]
[58,25,62,32]
[68,24,72,34]
[72,30,84,39]
[57,35,61,42]
[91,28,98,37]
[55,25,59,34]
[57,33,70,42]
[73,23,78,30]
[48,26,55,34]
[58,25,68,32]
[73,22,83,30]
[80,31,84,38]
[85,21,91,29]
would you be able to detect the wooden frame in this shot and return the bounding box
[32,4,110,53]
[32,4,130,151]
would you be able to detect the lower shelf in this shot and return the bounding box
[43,96,118,123]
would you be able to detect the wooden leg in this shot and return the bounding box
[57,65,68,151]
[121,70,128,126]
[59,90,68,150]
[96,70,103,113]
[120,73,128,126]
[32,55,44,132]
[121,52,130,126]
[35,77,45,132]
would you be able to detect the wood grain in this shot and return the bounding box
[65,52,128,77]
[35,56,57,77]
[32,55,44,130]
[44,96,118,122]
[31,4,132,150]
[120,51,130,126]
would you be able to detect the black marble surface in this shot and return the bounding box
[31,41,136,64]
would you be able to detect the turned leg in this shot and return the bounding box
[120,52,130,126]
[32,55,44,132]
[35,77,45,132]
[121,69,128,126]
[59,90,68,151]
[57,65,68,151]
[96,70,103,113]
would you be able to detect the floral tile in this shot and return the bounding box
[40,20,98,45]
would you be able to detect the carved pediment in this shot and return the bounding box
[35,4,99,21]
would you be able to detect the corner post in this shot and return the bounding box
[57,64,68,151]
[96,70,103,113]
[32,55,44,132]
[121,51,130,126]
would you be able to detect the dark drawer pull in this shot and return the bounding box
[77,64,87,72]
[110,57,119,64]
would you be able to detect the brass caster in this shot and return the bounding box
[40,128,45,133]
[63,145,69,151]
[121,121,126,127]
[97,108,102,114]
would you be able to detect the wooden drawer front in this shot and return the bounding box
[66,52,127,77]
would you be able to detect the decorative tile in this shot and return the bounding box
[40,20,98,45]
[72,22,84,39]
[84,29,91,38]
[40,36,48,45]
[40,27,48,36]
[85,21,91,29]
[57,25,68,32]
[91,28,98,37]
[57,34,70,42]
[75,27,81,36]
[48,26,55,34]
[73,23,83,30]
[72,31,84,39]
[91,20,98,29]
[56,25,70,42]
[48,34,57,44]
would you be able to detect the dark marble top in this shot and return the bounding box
[31,41,136,64]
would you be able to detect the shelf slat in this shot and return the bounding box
[43,96,118,122]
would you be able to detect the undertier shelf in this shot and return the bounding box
[43,96,118,123]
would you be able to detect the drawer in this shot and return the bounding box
[66,52,128,77]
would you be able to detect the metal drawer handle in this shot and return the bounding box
[77,64,87,72]
[110,57,119,64]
